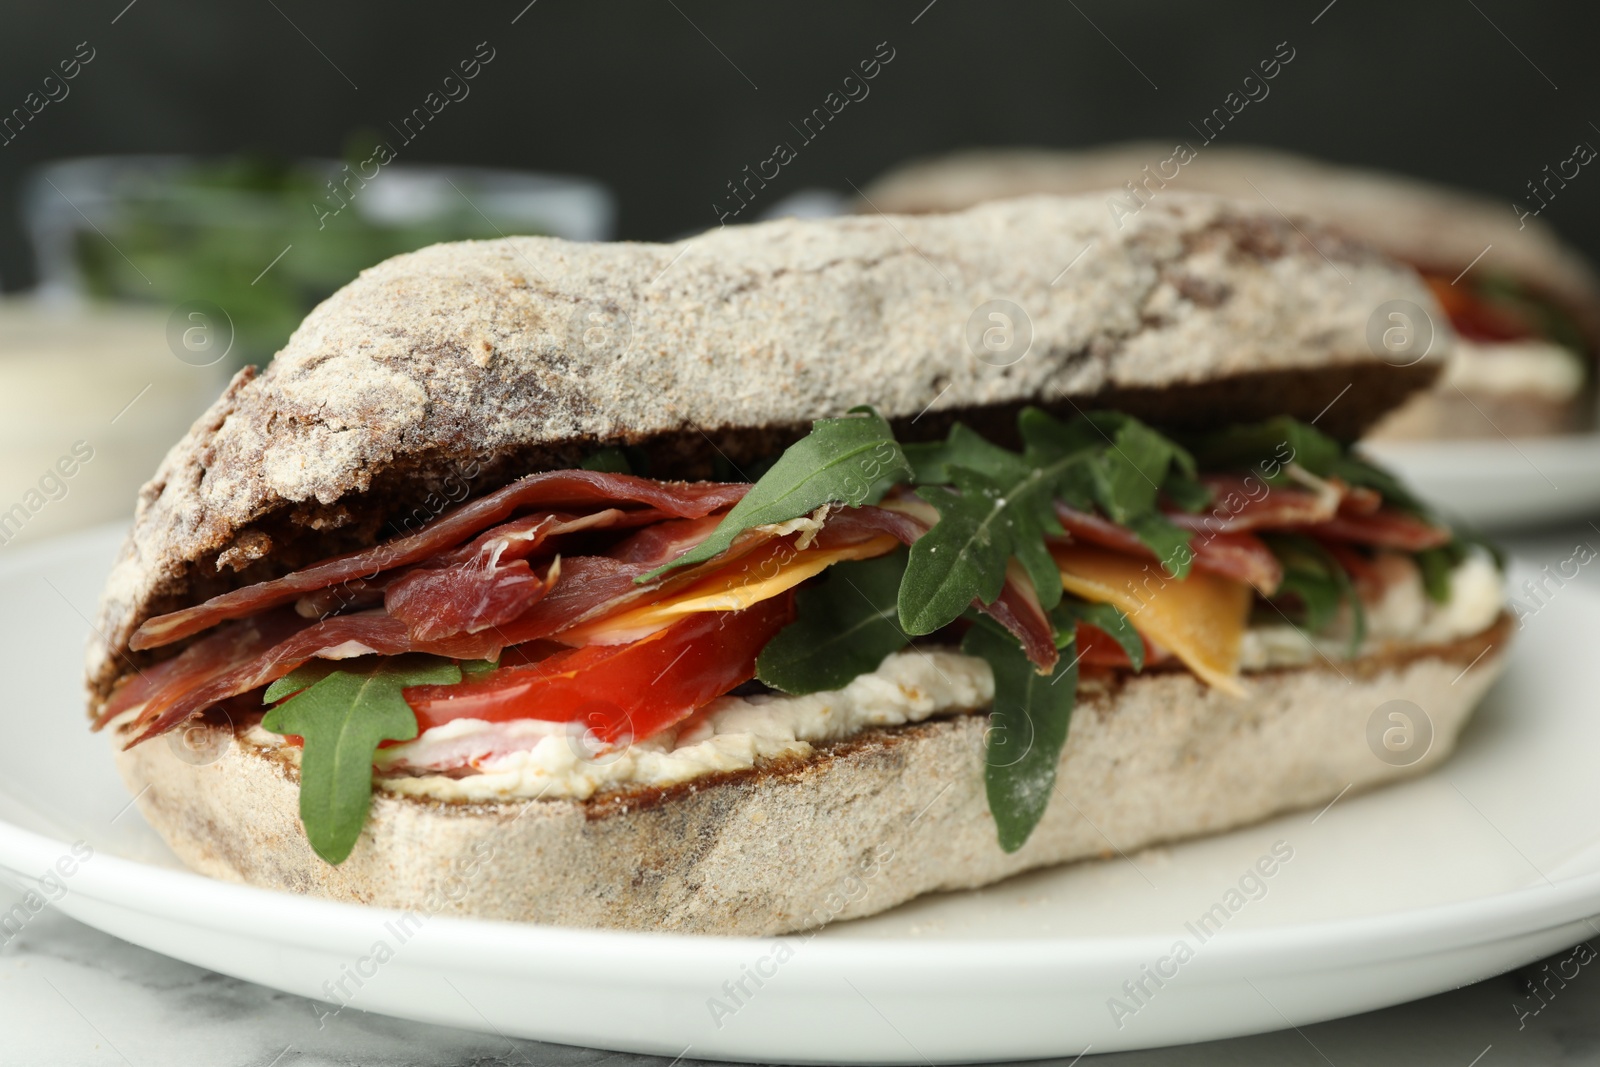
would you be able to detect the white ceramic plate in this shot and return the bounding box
[2,525,1597,1064]
[1362,433,1600,530]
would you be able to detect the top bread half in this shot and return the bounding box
[864,143,1600,349]
[88,192,1440,705]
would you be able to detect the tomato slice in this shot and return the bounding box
[1425,275,1534,343]
[403,593,796,745]
[1072,623,1167,669]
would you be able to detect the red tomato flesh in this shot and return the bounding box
[403,593,796,745]
[1425,275,1533,343]
[1073,622,1167,669]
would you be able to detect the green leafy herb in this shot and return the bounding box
[902,422,1025,486]
[1414,524,1502,604]
[637,408,911,583]
[1414,544,1459,604]
[1476,272,1589,359]
[1185,415,1341,483]
[580,446,633,474]
[898,409,1204,638]
[962,616,1078,853]
[1185,415,1438,516]
[1052,598,1144,671]
[1261,534,1365,652]
[1325,453,1427,516]
[261,655,461,865]
[263,660,340,703]
[756,548,911,694]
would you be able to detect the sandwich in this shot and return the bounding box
[88,194,1509,936]
[863,143,1600,441]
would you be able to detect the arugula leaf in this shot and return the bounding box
[962,616,1078,853]
[899,409,1204,637]
[1414,523,1502,604]
[1052,598,1144,671]
[1125,512,1197,578]
[580,446,633,474]
[1161,465,1212,513]
[1326,453,1427,516]
[263,660,341,703]
[756,549,911,694]
[902,423,1027,485]
[1261,534,1365,652]
[1476,272,1589,356]
[1186,415,1341,481]
[1414,544,1459,604]
[1024,410,1201,572]
[637,408,911,583]
[1089,418,1170,519]
[261,655,461,865]
[900,467,1061,635]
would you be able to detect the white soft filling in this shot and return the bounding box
[1237,550,1502,671]
[372,649,993,802]
[238,553,1503,802]
[1443,338,1585,401]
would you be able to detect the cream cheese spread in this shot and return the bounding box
[1237,550,1502,670]
[1445,338,1585,401]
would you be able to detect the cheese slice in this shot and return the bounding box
[561,534,901,646]
[1051,544,1251,696]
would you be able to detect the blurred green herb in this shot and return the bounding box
[74,150,541,369]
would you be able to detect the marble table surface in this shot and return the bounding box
[6,521,1600,1067]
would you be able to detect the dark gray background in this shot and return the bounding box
[0,0,1595,288]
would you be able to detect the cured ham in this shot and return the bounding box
[1055,504,1284,595]
[110,512,761,742]
[385,557,558,643]
[122,609,523,745]
[98,610,308,729]
[1170,474,1339,533]
[1335,482,1383,516]
[131,471,749,651]
[1283,509,1452,551]
[384,510,656,642]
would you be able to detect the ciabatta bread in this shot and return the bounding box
[113,615,1508,935]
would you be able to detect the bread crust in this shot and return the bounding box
[113,614,1510,936]
[87,193,1440,704]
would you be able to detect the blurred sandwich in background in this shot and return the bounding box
[863,144,1600,442]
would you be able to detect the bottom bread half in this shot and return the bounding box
[114,614,1511,936]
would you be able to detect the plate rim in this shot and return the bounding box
[5,813,1600,986]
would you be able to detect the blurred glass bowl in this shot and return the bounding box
[22,155,614,368]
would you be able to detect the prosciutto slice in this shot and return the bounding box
[1055,504,1284,595]
[1283,509,1452,551]
[1168,474,1340,534]
[384,510,653,642]
[113,514,748,741]
[385,558,558,643]
[121,610,525,744]
[131,471,748,651]
[98,609,308,730]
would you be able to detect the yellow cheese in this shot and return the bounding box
[561,535,900,645]
[1051,544,1251,696]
